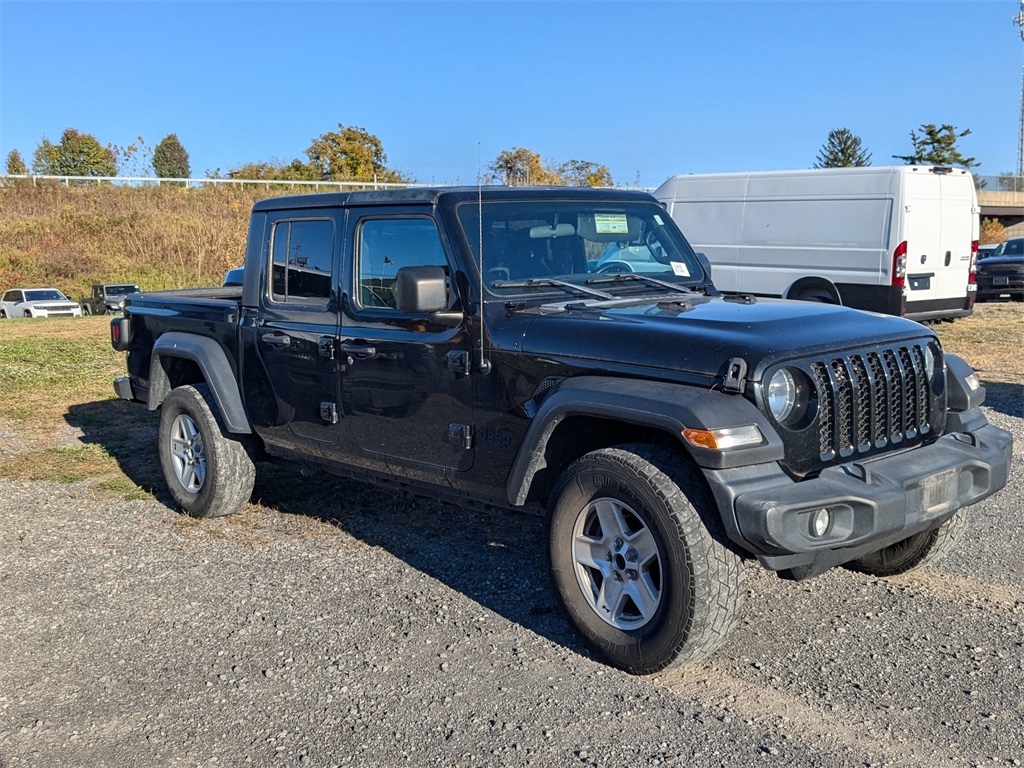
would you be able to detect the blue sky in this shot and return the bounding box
[1,0,1020,187]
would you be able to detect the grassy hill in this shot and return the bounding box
[0,183,274,299]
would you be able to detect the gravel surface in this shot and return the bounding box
[1,398,1021,768]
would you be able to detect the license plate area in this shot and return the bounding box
[994,276,1009,286]
[913,468,958,516]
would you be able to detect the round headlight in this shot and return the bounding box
[768,369,797,423]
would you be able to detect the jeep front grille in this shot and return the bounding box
[811,344,933,458]
[781,341,943,476]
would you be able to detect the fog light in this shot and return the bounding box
[810,508,831,538]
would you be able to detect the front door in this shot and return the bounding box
[339,208,474,472]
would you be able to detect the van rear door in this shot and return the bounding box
[901,168,975,320]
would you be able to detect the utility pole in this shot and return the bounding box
[1014,2,1024,179]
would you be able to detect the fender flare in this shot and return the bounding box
[148,332,252,434]
[505,376,784,506]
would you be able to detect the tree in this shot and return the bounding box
[893,123,978,169]
[489,147,559,185]
[5,149,27,175]
[153,134,191,179]
[305,124,409,182]
[556,159,614,187]
[813,128,871,168]
[980,217,1006,245]
[30,128,116,177]
[227,158,318,182]
[111,136,153,177]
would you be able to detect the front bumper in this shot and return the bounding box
[704,420,1012,575]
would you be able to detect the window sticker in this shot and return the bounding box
[670,261,690,277]
[594,213,629,234]
[653,214,665,226]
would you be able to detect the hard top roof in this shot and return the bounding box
[251,185,657,212]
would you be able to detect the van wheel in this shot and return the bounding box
[843,510,967,576]
[158,383,255,518]
[547,444,745,674]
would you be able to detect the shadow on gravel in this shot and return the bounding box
[64,399,588,660]
[250,463,589,660]
[980,380,1024,420]
[64,400,170,503]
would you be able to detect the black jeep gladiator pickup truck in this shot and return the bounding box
[111,187,1012,674]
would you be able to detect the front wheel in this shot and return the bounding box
[158,384,255,518]
[843,510,967,576]
[548,444,744,674]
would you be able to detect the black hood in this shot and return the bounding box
[517,295,935,380]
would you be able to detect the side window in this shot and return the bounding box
[269,218,335,306]
[356,217,449,310]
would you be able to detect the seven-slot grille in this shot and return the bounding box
[808,342,935,462]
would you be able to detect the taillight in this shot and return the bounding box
[110,317,130,351]
[891,240,907,287]
[969,240,978,283]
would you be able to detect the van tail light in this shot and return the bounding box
[891,241,907,287]
[969,240,978,283]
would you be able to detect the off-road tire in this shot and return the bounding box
[843,509,968,577]
[548,444,745,675]
[158,383,255,518]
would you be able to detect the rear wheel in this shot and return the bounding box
[794,288,836,304]
[548,444,744,674]
[843,510,967,576]
[158,383,255,518]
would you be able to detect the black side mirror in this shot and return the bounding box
[695,252,712,281]
[395,266,463,327]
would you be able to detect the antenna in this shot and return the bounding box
[1015,2,1024,178]
[477,143,491,374]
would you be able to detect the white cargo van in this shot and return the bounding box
[654,166,979,322]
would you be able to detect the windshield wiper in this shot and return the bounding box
[492,278,614,300]
[585,273,698,295]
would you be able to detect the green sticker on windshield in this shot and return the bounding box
[594,214,629,234]
[654,214,665,226]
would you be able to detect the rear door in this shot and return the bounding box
[251,210,345,449]
[902,168,974,312]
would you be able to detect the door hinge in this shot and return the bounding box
[445,350,471,376]
[320,402,338,424]
[447,423,472,450]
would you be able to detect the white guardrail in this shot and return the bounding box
[0,174,412,190]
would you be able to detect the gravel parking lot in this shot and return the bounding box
[1,395,1021,767]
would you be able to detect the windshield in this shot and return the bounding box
[993,240,1023,258]
[105,284,139,296]
[25,289,67,301]
[456,200,706,295]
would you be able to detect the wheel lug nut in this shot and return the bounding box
[626,548,638,562]
[612,571,623,582]
[626,569,638,581]
[614,538,624,549]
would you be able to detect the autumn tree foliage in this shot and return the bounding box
[5,149,27,175]
[489,148,615,187]
[31,128,117,177]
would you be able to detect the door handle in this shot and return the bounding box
[261,333,291,347]
[339,340,377,358]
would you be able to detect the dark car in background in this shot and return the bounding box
[976,238,1024,302]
